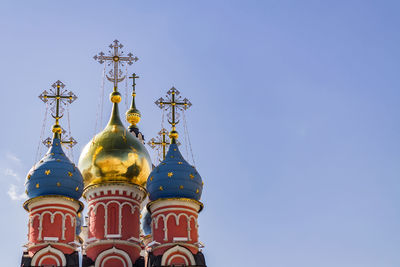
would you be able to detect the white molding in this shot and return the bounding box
[28,197,80,212]
[161,245,195,266]
[89,196,140,207]
[31,205,77,215]
[153,212,198,242]
[152,207,198,217]
[31,245,66,266]
[35,210,75,241]
[149,199,201,214]
[84,184,146,202]
[95,247,132,267]
[87,199,139,238]
[43,237,59,242]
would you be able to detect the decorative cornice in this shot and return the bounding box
[147,198,203,214]
[23,195,83,212]
[83,182,147,201]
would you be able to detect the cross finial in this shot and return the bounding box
[38,80,77,143]
[155,87,192,142]
[129,73,140,93]
[148,128,181,161]
[94,40,138,90]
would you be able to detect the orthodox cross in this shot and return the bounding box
[39,80,78,147]
[148,128,181,161]
[155,87,192,128]
[94,40,138,90]
[129,73,140,93]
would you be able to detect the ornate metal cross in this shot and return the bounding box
[39,80,78,147]
[155,87,192,127]
[148,128,181,161]
[94,40,139,90]
[129,73,140,93]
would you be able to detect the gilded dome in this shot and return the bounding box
[78,101,152,190]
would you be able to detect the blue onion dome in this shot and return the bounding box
[146,141,203,201]
[25,134,84,200]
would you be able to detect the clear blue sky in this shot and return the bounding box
[1,1,400,266]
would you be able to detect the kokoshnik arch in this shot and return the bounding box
[20,40,207,267]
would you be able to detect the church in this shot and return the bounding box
[20,40,207,267]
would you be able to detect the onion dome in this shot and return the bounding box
[78,92,152,190]
[126,73,144,140]
[146,132,203,201]
[25,129,84,200]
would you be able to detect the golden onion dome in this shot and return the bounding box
[78,92,152,191]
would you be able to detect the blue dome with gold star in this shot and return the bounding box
[25,136,84,200]
[146,143,203,201]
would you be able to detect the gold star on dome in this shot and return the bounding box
[168,172,173,177]
[45,170,51,175]
[159,186,164,191]
[189,173,194,179]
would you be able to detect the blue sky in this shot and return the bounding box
[1,0,400,266]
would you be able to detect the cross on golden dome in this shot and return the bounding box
[94,40,139,90]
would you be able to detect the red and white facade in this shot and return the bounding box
[82,184,147,267]
[23,196,82,266]
[147,199,203,266]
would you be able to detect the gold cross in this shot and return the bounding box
[148,128,181,160]
[94,40,138,90]
[39,80,78,144]
[148,128,170,160]
[39,80,77,126]
[155,87,192,128]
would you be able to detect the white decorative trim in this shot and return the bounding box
[31,245,66,266]
[28,197,80,212]
[43,237,59,242]
[89,196,140,207]
[32,205,77,215]
[161,245,195,266]
[153,212,198,242]
[173,237,188,242]
[152,207,198,217]
[84,184,146,202]
[149,199,201,214]
[36,210,75,241]
[87,199,139,238]
[95,247,132,267]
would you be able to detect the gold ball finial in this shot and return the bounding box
[52,125,62,134]
[110,91,121,103]
[126,108,141,125]
[169,129,179,140]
